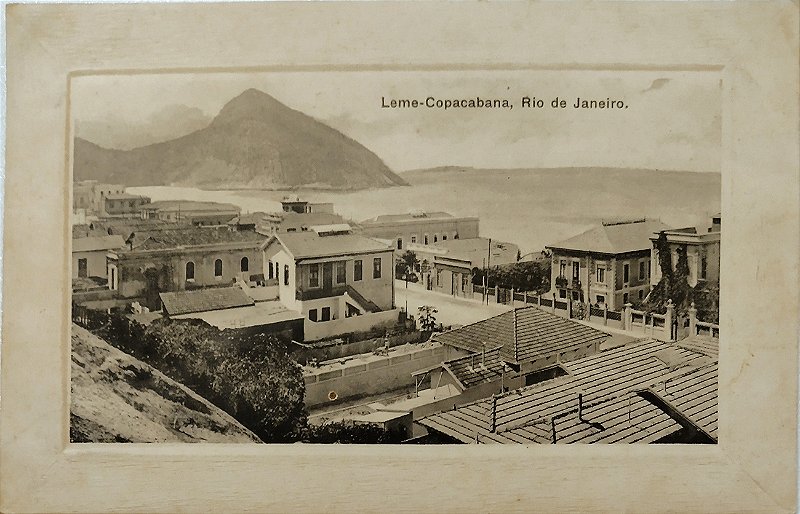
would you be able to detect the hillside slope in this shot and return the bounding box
[70,324,261,443]
[74,88,407,190]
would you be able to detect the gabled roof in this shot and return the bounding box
[160,286,254,316]
[419,338,717,444]
[547,219,672,255]
[433,306,611,364]
[442,346,509,389]
[72,235,126,253]
[266,231,392,260]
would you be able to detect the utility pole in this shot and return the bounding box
[486,238,492,304]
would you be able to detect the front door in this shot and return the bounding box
[322,262,333,290]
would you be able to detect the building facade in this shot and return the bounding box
[72,235,125,279]
[101,193,151,218]
[359,211,480,251]
[72,180,126,216]
[140,201,241,226]
[546,219,671,310]
[262,228,396,340]
[650,215,721,288]
[106,227,267,310]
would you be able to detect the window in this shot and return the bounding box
[433,234,438,243]
[411,235,417,244]
[424,234,429,245]
[596,267,605,283]
[639,261,646,280]
[214,259,223,278]
[701,257,708,279]
[559,260,567,277]
[647,260,651,278]
[336,261,346,284]
[638,289,644,300]
[596,294,605,305]
[308,309,318,322]
[442,234,448,241]
[241,257,249,272]
[623,292,629,304]
[559,289,567,299]
[373,257,382,279]
[77,258,87,278]
[309,264,320,288]
[354,259,363,281]
[572,261,580,280]
[623,263,630,283]
[321,307,331,321]
[453,233,459,239]
[284,265,289,286]
[185,261,195,281]
[268,261,274,280]
[397,238,403,250]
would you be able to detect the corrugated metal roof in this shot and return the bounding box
[160,287,254,316]
[546,219,672,255]
[419,338,716,444]
[433,307,610,364]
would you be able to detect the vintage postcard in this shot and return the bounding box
[2,2,798,512]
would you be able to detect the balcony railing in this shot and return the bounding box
[555,276,568,289]
[296,285,348,301]
[571,279,582,289]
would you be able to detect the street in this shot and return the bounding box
[394,280,513,328]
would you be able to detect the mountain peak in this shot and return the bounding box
[213,88,286,124]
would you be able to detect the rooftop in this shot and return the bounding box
[433,306,611,364]
[432,237,519,266]
[419,338,718,444]
[268,231,392,260]
[160,286,254,316]
[72,234,126,253]
[173,300,304,330]
[547,219,671,255]
[361,211,457,224]
[441,346,510,389]
[104,193,150,201]
[121,226,266,252]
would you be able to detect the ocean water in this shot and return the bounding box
[129,169,721,254]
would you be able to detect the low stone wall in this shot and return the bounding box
[292,330,427,363]
[304,343,446,408]
[304,309,401,342]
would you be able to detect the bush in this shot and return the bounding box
[472,260,551,294]
[301,420,403,444]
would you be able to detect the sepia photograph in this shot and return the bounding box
[70,69,722,445]
[3,3,797,512]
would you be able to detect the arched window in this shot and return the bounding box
[241,256,249,272]
[185,261,195,281]
[284,264,290,286]
[214,259,223,277]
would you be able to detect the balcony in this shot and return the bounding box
[296,285,348,301]
[555,276,568,289]
[571,279,582,290]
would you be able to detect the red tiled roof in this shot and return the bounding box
[547,219,672,255]
[160,286,254,316]
[433,306,610,364]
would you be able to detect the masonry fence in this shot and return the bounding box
[461,285,718,342]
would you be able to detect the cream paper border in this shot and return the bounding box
[3,3,798,512]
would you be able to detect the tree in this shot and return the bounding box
[395,250,420,281]
[417,305,438,332]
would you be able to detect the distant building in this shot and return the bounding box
[101,193,151,218]
[650,214,721,288]
[262,226,397,341]
[280,196,335,214]
[140,201,241,226]
[545,218,671,310]
[107,226,267,310]
[411,237,519,297]
[72,180,126,216]
[256,211,348,234]
[359,210,480,251]
[72,234,126,279]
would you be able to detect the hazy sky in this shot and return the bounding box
[72,69,721,172]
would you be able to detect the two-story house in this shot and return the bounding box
[546,219,671,310]
[650,214,721,288]
[359,210,480,251]
[262,225,396,340]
